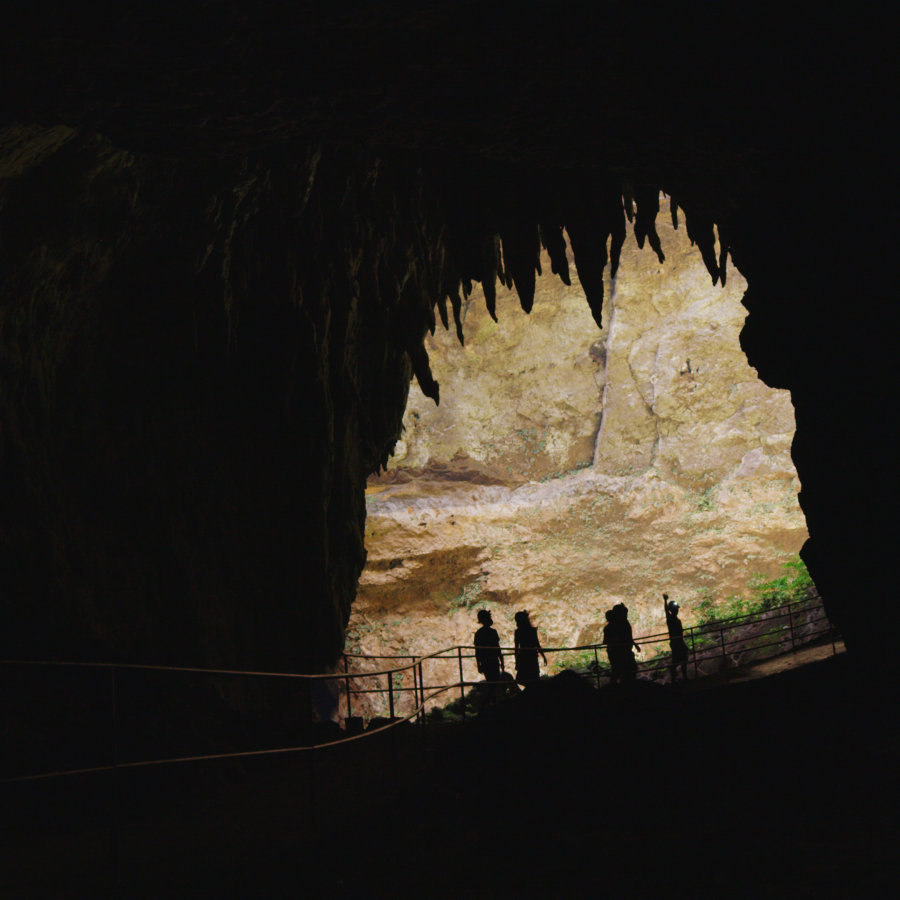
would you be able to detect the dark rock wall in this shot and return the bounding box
[0,128,451,669]
[733,169,893,657]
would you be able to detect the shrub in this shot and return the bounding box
[748,556,815,609]
[696,556,816,628]
[553,648,605,675]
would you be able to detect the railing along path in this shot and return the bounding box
[1,595,835,787]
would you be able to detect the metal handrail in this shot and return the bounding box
[344,595,834,705]
[0,653,439,681]
[0,680,458,786]
[0,595,824,676]
[345,595,826,663]
[1,594,835,787]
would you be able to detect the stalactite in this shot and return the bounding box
[607,181,627,280]
[407,342,439,404]
[442,256,466,345]
[564,190,609,329]
[436,291,450,332]
[499,219,540,314]
[716,223,729,286]
[493,234,509,290]
[481,233,499,322]
[422,278,437,336]
[622,180,635,223]
[683,204,720,284]
[429,171,745,349]
[445,226,483,296]
[633,182,665,264]
[428,170,734,395]
[538,220,571,285]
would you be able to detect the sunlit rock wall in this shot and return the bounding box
[353,198,807,698]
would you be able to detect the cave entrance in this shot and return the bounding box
[352,196,811,694]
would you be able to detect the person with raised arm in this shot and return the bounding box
[663,593,690,684]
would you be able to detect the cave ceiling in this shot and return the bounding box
[0,3,891,667]
[2,4,866,311]
[2,4,838,222]
[1,3,867,387]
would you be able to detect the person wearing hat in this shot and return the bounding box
[473,609,505,682]
[663,593,690,684]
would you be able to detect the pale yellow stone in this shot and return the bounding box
[350,199,808,713]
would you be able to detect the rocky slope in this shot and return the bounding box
[352,198,807,699]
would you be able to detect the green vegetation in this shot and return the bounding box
[749,555,814,605]
[552,648,607,675]
[449,575,488,611]
[696,586,735,624]
[344,619,377,654]
[515,426,550,463]
[697,487,716,511]
[695,555,815,627]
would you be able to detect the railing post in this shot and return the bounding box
[344,655,352,720]
[457,646,466,721]
[787,604,796,651]
[418,662,425,714]
[720,629,729,682]
[593,647,601,690]
[388,671,395,720]
[415,658,424,723]
[690,627,699,680]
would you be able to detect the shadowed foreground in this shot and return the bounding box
[2,650,897,899]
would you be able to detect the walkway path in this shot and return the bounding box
[727,637,846,683]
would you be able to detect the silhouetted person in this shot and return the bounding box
[604,604,639,684]
[514,610,547,685]
[663,593,690,684]
[473,609,504,682]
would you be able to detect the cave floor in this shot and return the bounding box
[2,645,896,900]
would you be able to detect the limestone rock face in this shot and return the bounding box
[382,271,604,486]
[353,199,807,695]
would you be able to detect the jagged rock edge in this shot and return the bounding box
[425,180,721,385]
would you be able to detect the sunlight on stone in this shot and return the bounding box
[353,198,807,703]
